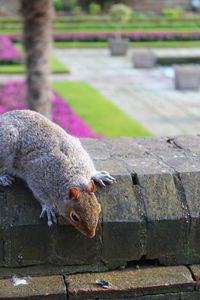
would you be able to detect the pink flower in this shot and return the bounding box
[0,81,102,138]
[0,35,22,62]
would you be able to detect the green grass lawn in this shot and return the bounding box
[1,25,200,35]
[53,81,151,137]
[53,40,200,49]
[0,55,69,74]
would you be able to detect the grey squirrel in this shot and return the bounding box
[0,110,115,238]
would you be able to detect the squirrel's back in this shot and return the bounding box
[0,109,82,152]
[0,110,94,184]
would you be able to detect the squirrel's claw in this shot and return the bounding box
[40,204,57,227]
[0,174,15,186]
[93,171,116,186]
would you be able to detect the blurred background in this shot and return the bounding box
[0,0,200,138]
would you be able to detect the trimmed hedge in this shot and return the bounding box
[1,15,200,30]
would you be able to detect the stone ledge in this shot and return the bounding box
[1,136,200,274]
[0,275,66,299]
[0,265,199,299]
[67,265,195,299]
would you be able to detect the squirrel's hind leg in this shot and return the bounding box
[40,204,57,227]
[0,174,15,186]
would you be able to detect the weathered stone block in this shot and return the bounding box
[0,179,42,227]
[181,292,200,300]
[100,296,179,300]
[125,152,190,265]
[189,264,200,281]
[133,49,156,69]
[172,135,200,154]
[0,230,4,267]
[48,224,101,266]
[96,137,147,159]
[175,65,200,90]
[108,38,129,56]
[100,171,143,268]
[3,225,50,267]
[139,173,189,264]
[0,275,66,299]
[82,138,111,161]
[134,136,183,157]
[179,172,200,263]
[66,266,195,299]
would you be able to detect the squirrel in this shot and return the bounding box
[0,110,115,238]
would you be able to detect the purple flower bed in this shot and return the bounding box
[0,81,101,138]
[9,31,200,43]
[52,31,200,42]
[0,35,22,63]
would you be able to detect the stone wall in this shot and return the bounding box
[1,136,200,278]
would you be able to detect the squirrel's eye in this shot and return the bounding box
[70,211,80,222]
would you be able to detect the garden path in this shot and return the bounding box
[53,47,200,136]
[1,47,200,136]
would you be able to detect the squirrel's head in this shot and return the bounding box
[62,180,101,238]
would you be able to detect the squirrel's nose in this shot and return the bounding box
[87,228,96,238]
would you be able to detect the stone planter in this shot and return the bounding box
[108,38,129,56]
[133,49,156,69]
[175,65,200,90]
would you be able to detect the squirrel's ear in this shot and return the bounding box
[69,187,79,200]
[88,179,96,193]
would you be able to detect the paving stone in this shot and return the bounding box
[100,294,179,300]
[66,266,195,299]
[0,275,66,299]
[189,264,200,282]
[98,293,180,300]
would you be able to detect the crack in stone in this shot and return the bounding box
[131,173,148,259]
[172,173,191,253]
[63,274,69,299]
[166,137,184,150]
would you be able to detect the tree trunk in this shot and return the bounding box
[21,0,53,118]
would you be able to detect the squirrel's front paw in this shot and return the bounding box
[0,175,15,187]
[40,204,57,227]
[93,171,116,186]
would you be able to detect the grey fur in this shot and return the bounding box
[0,110,115,228]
